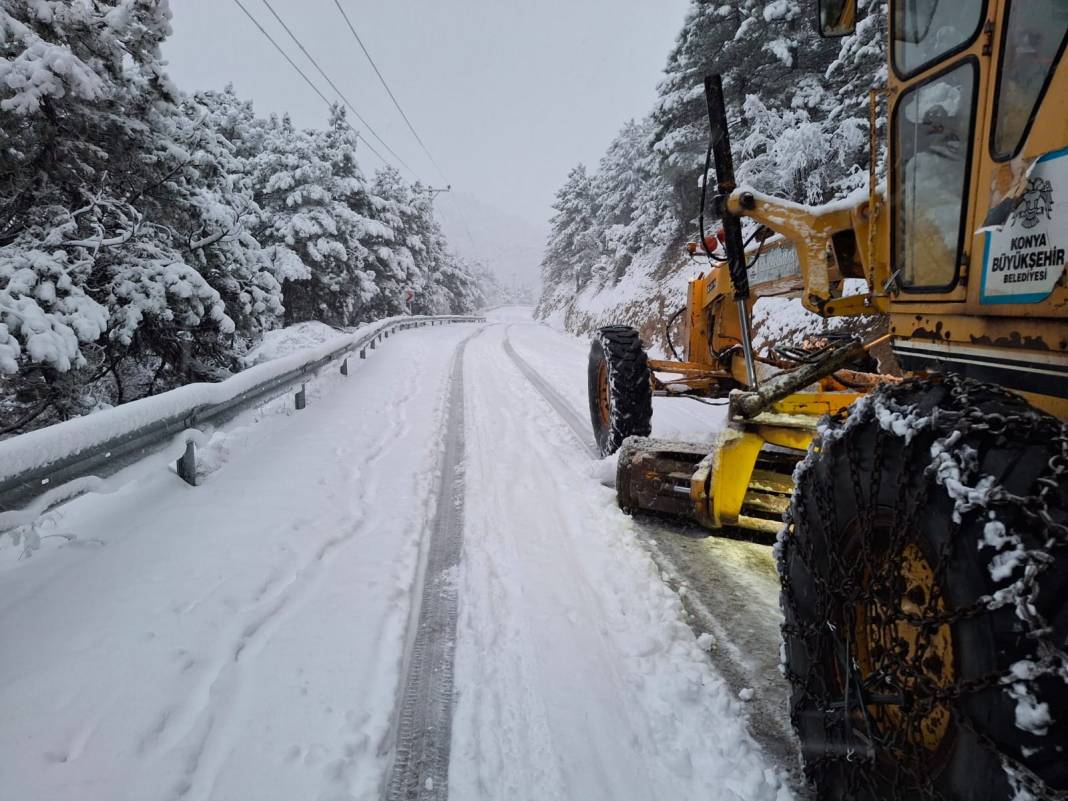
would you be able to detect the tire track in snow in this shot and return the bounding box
[501,332,599,458]
[383,329,479,801]
[453,332,664,799]
[501,326,805,789]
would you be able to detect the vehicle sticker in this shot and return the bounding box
[980,147,1068,304]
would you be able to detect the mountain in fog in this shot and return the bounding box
[434,191,545,302]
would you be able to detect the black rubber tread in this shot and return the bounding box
[779,376,1068,801]
[587,326,653,457]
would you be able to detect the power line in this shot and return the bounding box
[231,0,331,108]
[331,0,449,183]
[444,194,479,251]
[229,0,392,168]
[239,0,477,253]
[328,2,481,253]
[256,0,418,178]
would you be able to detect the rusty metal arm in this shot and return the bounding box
[725,188,885,317]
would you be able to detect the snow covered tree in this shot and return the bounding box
[178,88,284,342]
[0,0,244,421]
[537,0,890,334]
[542,164,599,292]
[366,167,419,317]
[591,119,676,283]
[651,0,839,221]
[538,118,677,311]
[409,190,481,315]
[0,6,475,435]
[251,112,359,326]
[310,106,385,323]
[365,169,483,316]
[821,0,889,195]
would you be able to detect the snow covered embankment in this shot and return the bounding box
[537,242,886,361]
[536,244,693,354]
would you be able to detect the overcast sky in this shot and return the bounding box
[163,0,690,238]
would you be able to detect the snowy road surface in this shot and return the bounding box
[0,307,795,801]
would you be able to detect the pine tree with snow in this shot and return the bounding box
[536,0,889,341]
[0,0,243,424]
[541,164,599,293]
[821,0,889,195]
[178,88,284,344]
[410,189,480,315]
[651,0,838,220]
[369,168,424,316]
[0,3,479,436]
[591,118,676,284]
[251,113,350,326]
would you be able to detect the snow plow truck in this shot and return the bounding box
[588,1,1068,798]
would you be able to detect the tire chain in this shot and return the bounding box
[778,374,1068,800]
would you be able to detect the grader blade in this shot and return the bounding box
[616,436,801,538]
[616,438,709,522]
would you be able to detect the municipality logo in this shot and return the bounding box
[1012,176,1054,230]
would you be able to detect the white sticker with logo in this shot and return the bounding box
[981,147,1068,304]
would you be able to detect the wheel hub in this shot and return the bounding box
[597,361,611,425]
[852,543,956,756]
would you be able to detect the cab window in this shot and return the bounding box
[894,62,977,290]
[894,0,985,76]
[992,0,1068,158]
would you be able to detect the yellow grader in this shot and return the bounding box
[587,1,1068,798]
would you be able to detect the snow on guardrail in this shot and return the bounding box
[0,314,484,527]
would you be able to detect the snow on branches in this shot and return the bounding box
[0,5,482,435]
[538,0,888,329]
[0,248,107,374]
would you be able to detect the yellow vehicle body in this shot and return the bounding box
[601,4,1068,797]
[644,0,1068,538]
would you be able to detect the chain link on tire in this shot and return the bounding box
[779,374,1068,800]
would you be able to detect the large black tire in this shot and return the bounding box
[780,375,1067,801]
[587,326,653,457]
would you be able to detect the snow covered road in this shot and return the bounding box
[502,317,799,772]
[0,307,795,801]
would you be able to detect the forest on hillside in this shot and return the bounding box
[536,0,887,339]
[0,1,485,436]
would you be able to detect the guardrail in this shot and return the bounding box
[0,314,485,527]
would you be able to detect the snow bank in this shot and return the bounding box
[0,315,479,507]
[240,320,344,367]
[536,242,697,356]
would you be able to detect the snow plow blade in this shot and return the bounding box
[616,435,802,538]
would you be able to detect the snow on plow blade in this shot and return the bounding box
[615,435,800,537]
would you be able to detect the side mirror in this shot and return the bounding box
[818,0,857,37]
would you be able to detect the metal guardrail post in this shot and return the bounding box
[177,441,197,486]
[295,383,307,410]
